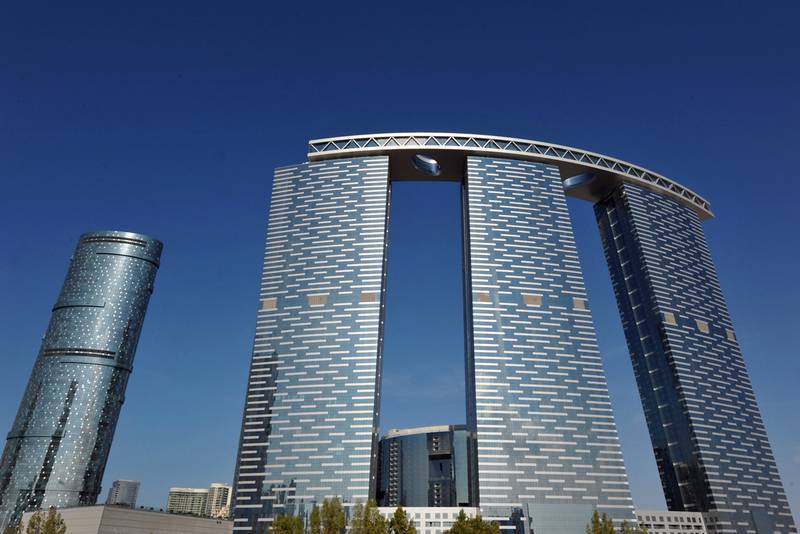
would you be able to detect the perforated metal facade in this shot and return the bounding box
[0,231,162,529]
[595,183,796,534]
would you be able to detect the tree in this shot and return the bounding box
[350,501,387,534]
[444,510,499,534]
[321,498,345,534]
[619,520,648,534]
[25,511,43,534]
[4,524,22,534]
[388,507,416,534]
[309,506,321,534]
[42,508,66,534]
[585,511,614,534]
[270,515,303,534]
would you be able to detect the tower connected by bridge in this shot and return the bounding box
[231,133,795,534]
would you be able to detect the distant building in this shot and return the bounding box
[205,484,232,519]
[21,505,231,534]
[377,507,477,534]
[167,488,208,516]
[0,231,162,530]
[377,425,474,508]
[106,480,140,508]
[635,510,708,534]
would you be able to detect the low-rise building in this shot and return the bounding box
[21,506,232,534]
[635,510,708,534]
[378,507,478,534]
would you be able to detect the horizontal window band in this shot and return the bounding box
[41,347,116,358]
[80,235,147,247]
[95,251,159,267]
[52,302,105,311]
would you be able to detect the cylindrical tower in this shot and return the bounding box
[0,231,162,529]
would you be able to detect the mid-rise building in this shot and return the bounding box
[230,133,796,534]
[167,488,209,516]
[0,231,162,530]
[205,484,232,519]
[106,480,140,508]
[377,425,473,508]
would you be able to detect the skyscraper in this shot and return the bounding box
[231,133,795,534]
[377,425,473,508]
[595,183,796,533]
[0,231,163,529]
[106,480,140,508]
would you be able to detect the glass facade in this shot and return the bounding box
[232,134,795,534]
[463,157,635,533]
[231,157,391,533]
[0,231,162,530]
[377,425,473,508]
[595,183,797,534]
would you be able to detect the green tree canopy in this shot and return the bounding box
[42,508,66,534]
[270,515,303,534]
[350,501,387,534]
[388,507,416,534]
[309,506,321,534]
[444,510,499,534]
[321,498,346,534]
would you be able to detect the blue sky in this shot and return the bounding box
[0,1,798,522]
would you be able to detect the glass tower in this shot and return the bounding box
[464,157,633,533]
[595,183,796,534]
[0,231,162,529]
[231,158,391,531]
[232,133,795,534]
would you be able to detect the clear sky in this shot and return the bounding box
[1,1,798,522]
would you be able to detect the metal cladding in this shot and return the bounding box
[230,133,795,534]
[0,231,162,529]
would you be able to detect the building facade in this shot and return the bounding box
[0,231,162,530]
[167,488,209,516]
[377,425,473,508]
[377,507,478,534]
[106,480,140,508]
[231,133,796,534]
[206,484,233,519]
[595,183,796,533]
[22,505,233,534]
[635,510,708,534]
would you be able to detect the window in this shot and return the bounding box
[726,328,736,341]
[523,293,542,306]
[573,297,587,310]
[260,297,277,311]
[695,319,709,334]
[663,311,677,325]
[360,292,377,303]
[308,294,328,306]
[477,292,491,303]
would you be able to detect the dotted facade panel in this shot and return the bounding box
[0,231,162,530]
[231,157,391,533]
[595,183,796,534]
[463,157,635,532]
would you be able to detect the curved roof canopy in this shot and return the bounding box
[308,132,712,220]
